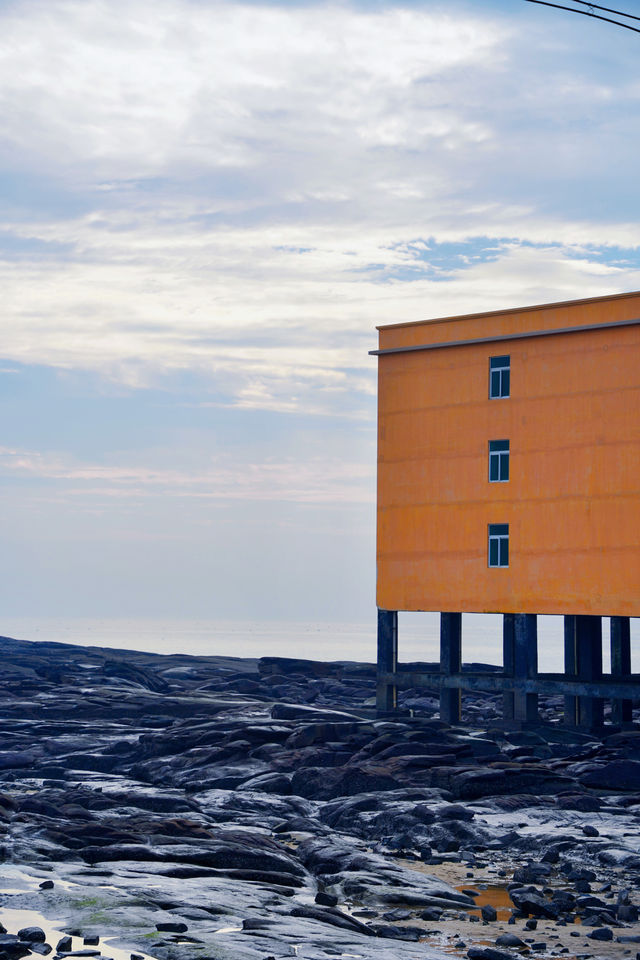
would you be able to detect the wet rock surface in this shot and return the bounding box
[0,635,640,959]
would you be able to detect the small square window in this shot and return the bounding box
[488,523,509,567]
[489,355,510,399]
[489,439,510,482]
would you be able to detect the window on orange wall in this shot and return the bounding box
[488,524,509,567]
[489,440,510,482]
[489,355,510,398]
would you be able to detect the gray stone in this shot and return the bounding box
[17,928,46,944]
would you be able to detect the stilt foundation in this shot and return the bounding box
[376,611,637,728]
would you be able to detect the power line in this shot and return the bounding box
[570,0,640,23]
[521,0,640,33]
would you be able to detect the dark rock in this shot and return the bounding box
[55,950,101,956]
[509,888,559,919]
[38,880,54,890]
[262,659,343,679]
[381,909,413,922]
[582,824,599,837]
[574,878,592,893]
[481,904,497,921]
[576,894,609,911]
[420,907,443,921]
[495,933,526,947]
[0,936,31,959]
[368,924,423,941]
[241,919,272,930]
[290,764,401,800]
[618,904,639,922]
[289,905,374,935]
[513,863,552,884]
[430,764,573,800]
[567,868,596,882]
[17,928,46,943]
[0,751,40,770]
[435,803,475,821]
[315,891,338,907]
[588,927,613,941]
[466,948,515,960]
[540,849,559,863]
[412,803,437,824]
[56,938,73,952]
[78,830,307,882]
[581,760,640,791]
[155,922,188,933]
[102,659,171,693]
[556,793,602,812]
[239,772,292,794]
[551,891,576,912]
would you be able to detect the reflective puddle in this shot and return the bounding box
[0,907,158,960]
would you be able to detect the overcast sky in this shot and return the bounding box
[1,0,640,622]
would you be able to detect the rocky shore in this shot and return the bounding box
[1,635,640,960]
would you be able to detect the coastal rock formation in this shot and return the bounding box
[0,634,639,960]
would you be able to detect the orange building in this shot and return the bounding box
[371,291,640,727]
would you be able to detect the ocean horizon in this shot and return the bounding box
[2,613,635,673]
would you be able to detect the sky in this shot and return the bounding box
[1,0,640,623]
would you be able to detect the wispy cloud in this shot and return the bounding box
[0,443,374,504]
[2,1,638,415]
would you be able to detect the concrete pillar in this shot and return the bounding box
[576,615,604,729]
[440,612,462,724]
[611,615,632,725]
[564,615,579,725]
[512,613,538,723]
[502,613,515,720]
[376,609,397,713]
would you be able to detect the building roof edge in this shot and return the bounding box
[375,289,640,333]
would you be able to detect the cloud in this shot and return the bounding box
[0,0,639,417]
[0,443,374,504]
[0,2,502,176]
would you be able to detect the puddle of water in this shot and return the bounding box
[0,907,158,960]
[213,926,243,934]
[0,868,80,896]
[456,884,513,921]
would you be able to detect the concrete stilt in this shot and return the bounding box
[439,612,462,724]
[576,615,604,729]
[611,615,632,725]
[512,613,538,722]
[502,613,516,720]
[376,609,397,713]
[564,615,579,725]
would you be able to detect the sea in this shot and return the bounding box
[2,613,637,672]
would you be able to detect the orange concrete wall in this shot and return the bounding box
[376,292,640,616]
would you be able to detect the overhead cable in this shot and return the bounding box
[569,0,640,22]
[521,0,640,33]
